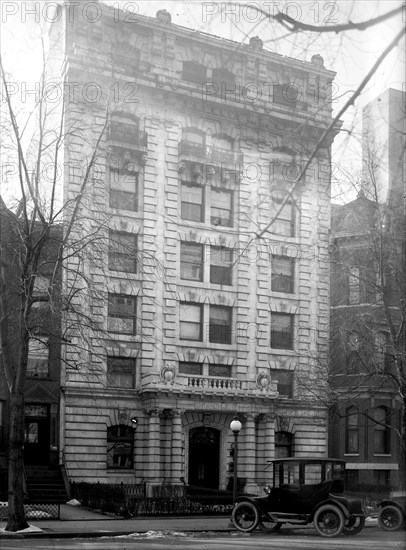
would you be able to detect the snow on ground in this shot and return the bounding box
[0,524,43,535]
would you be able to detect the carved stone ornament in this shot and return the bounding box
[160,363,176,384]
[139,152,148,166]
[256,372,271,390]
[177,161,186,173]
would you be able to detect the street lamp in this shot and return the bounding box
[230,416,242,503]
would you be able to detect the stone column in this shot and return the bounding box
[243,415,256,493]
[171,410,183,483]
[148,409,161,482]
[264,415,275,485]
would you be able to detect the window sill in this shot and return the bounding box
[344,454,360,457]
[373,454,391,457]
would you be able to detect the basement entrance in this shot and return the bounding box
[188,427,220,489]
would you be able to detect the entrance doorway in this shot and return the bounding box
[24,404,50,465]
[188,427,220,489]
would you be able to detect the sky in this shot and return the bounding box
[1,0,404,202]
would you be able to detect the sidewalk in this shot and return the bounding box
[0,504,378,539]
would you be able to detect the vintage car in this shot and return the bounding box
[231,458,365,537]
[378,496,406,531]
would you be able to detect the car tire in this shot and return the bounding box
[313,504,345,537]
[343,515,365,535]
[378,505,405,531]
[232,501,260,533]
[259,519,283,532]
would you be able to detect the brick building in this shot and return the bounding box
[0,199,62,498]
[329,89,405,488]
[51,4,339,493]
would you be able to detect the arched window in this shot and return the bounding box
[107,424,134,469]
[275,431,293,458]
[374,406,390,454]
[182,61,207,84]
[180,128,206,157]
[345,407,359,454]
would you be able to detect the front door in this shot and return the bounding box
[188,427,220,489]
[24,404,50,465]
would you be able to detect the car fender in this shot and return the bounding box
[234,496,278,521]
[311,498,351,520]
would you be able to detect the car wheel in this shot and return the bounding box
[259,519,283,532]
[378,505,405,531]
[343,515,365,535]
[313,504,345,537]
[232,501,260,532]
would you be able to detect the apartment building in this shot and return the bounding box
[52,3,339,493]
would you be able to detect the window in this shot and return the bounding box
[374,406,390,454]
[209,305,232,344]
[346,332,362,374]
[107,425,134,469]
[181,183,204,222]
[210,246,233,285]
[375,333,389,373]
[271,256,294,293]
[349,266,360,304]
[109,168,138,211]
[345,407,359,454]
[180,303,202,341]
[271,313,294,350]
[275,431,293,458]
[108,294,137,334]
[109,113,140,145]
[180,242,203,281]
[210,188,233,227]
[0,402,4,448]
[374,470,390,486]
[209,364,231,377]
[179,361,203,375]
[212,68,236,90]
[107,357,135,388]
[271,369,293,397]
[27,337,49,377]
[270,195,295,237]
[348,265,376,304]
[273,84,299,107]
[345,469,359,489]
[108,231,137,273]
[182,61,207,84]
[31,276,50,310]
[180,129,205,157]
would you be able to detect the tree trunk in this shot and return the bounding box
[6,390,28,532]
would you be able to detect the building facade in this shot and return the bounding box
[329,89,405,488]
[0,199,62,498]
[52,4,339,493]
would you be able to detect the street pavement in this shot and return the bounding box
[0,503,379,539]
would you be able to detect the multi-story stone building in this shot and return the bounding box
[51,3,339,493]
[329,89,405,488]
